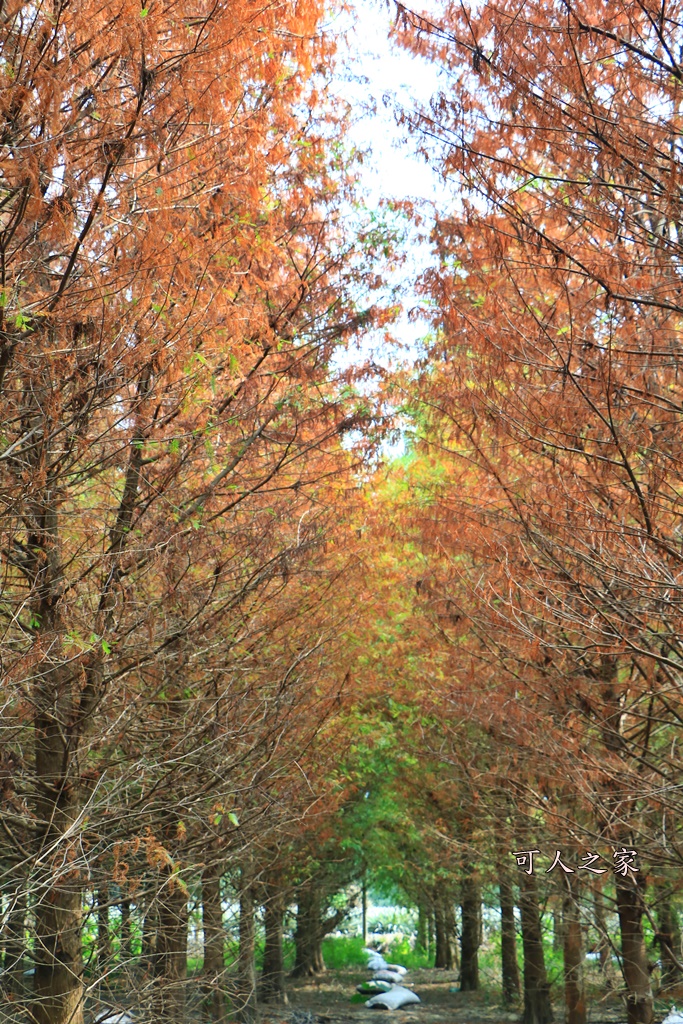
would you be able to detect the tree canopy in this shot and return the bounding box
[1,2,683,1024]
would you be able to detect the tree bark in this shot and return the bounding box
[236,868,257,1023]
[202,864,227,1023]
[616,878,653,1024]
[153,870,188,1024]
[500,869,521,1005]
[260,887,288,1005]
[563,876,586,1024]
[519,869,553,1024]
[460,879,481,990]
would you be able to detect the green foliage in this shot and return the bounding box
[384,936,432,969]
[320,934,367,968]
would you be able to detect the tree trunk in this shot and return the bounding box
[2,882,27,997]
[202,864,227,1023]
[142,896,159,973]
[434,897,446,968]
[500,869,521,1005]
[153,870,188,1024]
[291,885,326,977]
[447,900,460,971]
[616,878,653,1024]
[434,892,457,970]
[593,879,616,989]
[416,901,430,955]
[32,689,85,1024]
[97,886,111,970]
[236,868,257,1023]
[656,895,682,991]
[460,880,481,990]
[260,887,288,1005]
[362,880,368,947]
[552,902,564,953]
[563,876,586,1024]
[120,898,132,962]
[519,869,553,1024]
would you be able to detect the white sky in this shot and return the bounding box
[336,1,445,206]
[328,0,450,360]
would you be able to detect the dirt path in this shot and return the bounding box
[261,968,630,1024]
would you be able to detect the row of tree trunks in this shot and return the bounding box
[5,863,670,1024]
[291,882,350,978]
[94,889,136,972]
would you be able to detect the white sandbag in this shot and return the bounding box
[366,986,421,1010]
[93,1014,135,1024]
[372,970,405,984]
[367,955,388,971]
[357,980,393,994]
[662,1011,683,1024]
[385,964,407,975]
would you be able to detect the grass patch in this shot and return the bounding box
[320,935,432,971]
[321,935,368,969]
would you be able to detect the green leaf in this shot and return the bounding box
[140,7,149,16]
[101,639,112,655]
[228,811,239,826]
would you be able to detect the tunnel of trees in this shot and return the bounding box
[1,0,683,1023]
